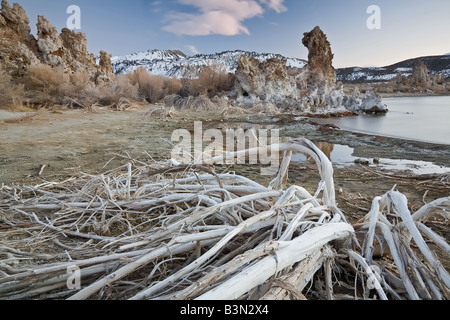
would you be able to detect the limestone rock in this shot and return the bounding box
[359,91,388,114]
[0,0,39,76]
[0,0,112,81]
[1,0,30,38]
[411,60,428,86]
[302,26,336,87]
[0,14,6,27]
[234,55,298,106]
[99,50,113,75]
[231,25,381,115]
[36,15,65,67]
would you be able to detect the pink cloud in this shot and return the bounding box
[163,0,286,36]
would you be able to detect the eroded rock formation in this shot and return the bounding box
[0,0,112,82]
[233,55,299,107]
[391,59,446,93]
[0,0,40,76]
[98,50,113,75]
[410,60,429,87]
[301,26,336,87]
[0,0,30,38]
[232,26,387,115]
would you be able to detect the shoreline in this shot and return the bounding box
[0,106,449,186]
[378,92,450,99]
[1,107,448,244]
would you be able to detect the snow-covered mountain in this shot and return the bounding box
[336,54,450,83]
[112,49,450,83]
[111,49,307,78]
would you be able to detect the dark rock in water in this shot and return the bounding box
[354,158,371,165]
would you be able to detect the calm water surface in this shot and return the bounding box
[319,96,450,145]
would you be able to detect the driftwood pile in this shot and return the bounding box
[0,138,448,300]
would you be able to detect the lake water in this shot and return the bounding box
[317,96,450,145]
[291,143,450,175]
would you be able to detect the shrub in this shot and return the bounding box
[0,70,25,109]
[163,76,182,96]
[95,74,138,107]
[183,62,235,98]
[25,64,69,94]
[127,67,167,103]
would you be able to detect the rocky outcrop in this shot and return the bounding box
[36,15,65,67]
[390,59,447,93]
[0,0,30,38]
[410,60,428,87]
[359,91,388,113]
[301,26,336,87]
[0,0,40,76]
[98,50,113,75]
[233,55,299,106]
[0,0,112,82]
[232,26,387,115]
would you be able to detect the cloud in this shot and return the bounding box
[259,0,287,13]
[162,0,286,36]
[186,44,200,55]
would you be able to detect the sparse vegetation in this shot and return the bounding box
[19,64,140,110]
[127,67,174,103]
[186,62,235,98]
[0,70,26,110]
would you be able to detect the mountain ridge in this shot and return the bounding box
[112,49,450,84]
[112,49,307,78]
[337,54,450,83]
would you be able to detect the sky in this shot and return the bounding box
[9,0,450,68]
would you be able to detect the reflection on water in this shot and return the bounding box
[291,142,450,175]
[206,122,449,175]
[313,96,450,145]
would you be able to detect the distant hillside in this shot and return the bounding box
[112,49,450,84]
[336,55,450,84]
[112,49,307,78]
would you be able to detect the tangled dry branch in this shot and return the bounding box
[0,138,448,300]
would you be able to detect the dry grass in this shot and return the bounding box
[127,67,182,103]
[21,64,140,110]
[187,62,235,98]
[0,70,26,109]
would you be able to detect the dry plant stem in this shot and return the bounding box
[13,208,116,242]
[390,191,450,288]
[170,241,281,300]
[324,255,334,300]
[416,222,450,254]
[0,263,115,299]
[68,240,214,300]
[269,150,292,191]
[260,246,332,300]
[346,250,388,300]
[118,190,281,251]
[412,196,450,222]
[202,138,336,206]
[196,223,354,300]
[375,221,420,300]
[68,191,278,300]
[129,196,290,300]
[1,137,449,301]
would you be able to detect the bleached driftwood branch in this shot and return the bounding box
[0,137,448,300]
